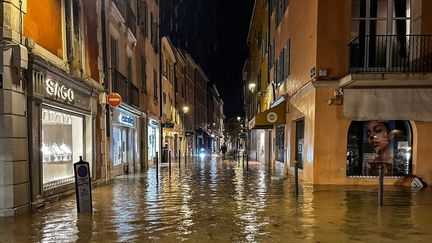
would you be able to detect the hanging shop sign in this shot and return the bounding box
[107,92,122,107]
[45,78,75,103]
[267,112,278,123]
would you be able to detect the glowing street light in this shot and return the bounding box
[182,105,189,114]
[248,83,256,92]
[236,116,241,122]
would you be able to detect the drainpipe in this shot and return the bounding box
[101,0,110,181]
[267,0,275,102]
[159,13,163,161]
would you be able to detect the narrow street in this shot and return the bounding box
[1,156,431,242]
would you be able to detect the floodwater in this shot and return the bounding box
[1,156,432,242]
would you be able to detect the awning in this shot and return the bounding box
[343,88,432,121]
[248,102,286,129]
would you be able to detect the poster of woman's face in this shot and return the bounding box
[346,120,412,177]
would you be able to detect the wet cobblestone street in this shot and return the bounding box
[1,157,432,242]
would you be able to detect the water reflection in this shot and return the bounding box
[1,157,432,242]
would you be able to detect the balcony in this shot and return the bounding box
[112,69,139,108]
[349,35,432,73]
[113,0,137,37]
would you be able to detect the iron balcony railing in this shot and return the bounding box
[112,69,139,108]
[349,35,432,73]
[113,0,137,37]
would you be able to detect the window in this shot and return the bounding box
[350,0,412,69]
[276,0,290,26]
[127,57,132,81]
[153,69,158,100]
[284,39,291,79]
[141,56,147,93]
[276,49,284,85]
[346,120,412,177]
[110,37,118,70]
[138,0,148,38]
[295,118,304,169]
[41,108,84,185]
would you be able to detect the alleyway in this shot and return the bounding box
[1,157,432,242]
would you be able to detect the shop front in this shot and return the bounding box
[291,84,432,185]
[28,57,99,203]
[248,102,286,165]
[111,108,141,176]
[148,118,160,164]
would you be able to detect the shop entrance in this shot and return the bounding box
[113,126,136,173]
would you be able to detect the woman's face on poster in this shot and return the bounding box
[366,121,390,153]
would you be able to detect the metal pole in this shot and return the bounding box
[246,153,249,171]
[294,160,299,196]
[178,150,181,168]
[169,151,172,176]
[379,164,384,206]
[155,152,159,182]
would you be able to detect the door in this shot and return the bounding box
[351,0,411,70]
[295,119,305,169]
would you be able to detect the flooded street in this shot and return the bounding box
[1,156,432,242]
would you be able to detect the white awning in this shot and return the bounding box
[343,88,432,121]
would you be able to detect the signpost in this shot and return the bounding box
[74,156,92,213]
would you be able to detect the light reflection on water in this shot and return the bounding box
[1,156,432,242]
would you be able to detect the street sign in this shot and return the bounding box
[185,131,195,137]
[107,92,122,107]
[163,122,175,128]
[74,156,92,213]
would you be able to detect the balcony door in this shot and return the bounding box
[351,0,411,71]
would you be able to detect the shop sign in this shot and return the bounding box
[119,113,135,127]
[163,122,175,128]
[149,118,159,127]
[107,92,122,107]
[185,131,195,137]
[248,117,256,130]
[74,156,92,213]
[267,112,278,123]
[46,79,75,103]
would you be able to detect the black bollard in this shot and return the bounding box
[169,151,172,176]
[178,150,181,167]
[155,152,159,182]
[246,154,249,171]
[294,160,299,196]
[378,164,384,206]
[185,149,187,165]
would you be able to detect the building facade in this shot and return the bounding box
[245,0,432,185]
[1,0,104,216]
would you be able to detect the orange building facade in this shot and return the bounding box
[245,0,432,185]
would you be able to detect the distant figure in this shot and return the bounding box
[220,143,228,159]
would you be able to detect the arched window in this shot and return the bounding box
[346,120,412,177]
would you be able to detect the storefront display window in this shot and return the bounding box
[346,120,412,177]
[41,108,84,185]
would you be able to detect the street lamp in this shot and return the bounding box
[182,105,189,114]
[248,83,256,92]
[236,116,241,122]
[182,105,189,158]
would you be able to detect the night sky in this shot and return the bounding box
[161,0,254,119]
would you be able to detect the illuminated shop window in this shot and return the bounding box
[346,120,412,177]
[41,108,84,185]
